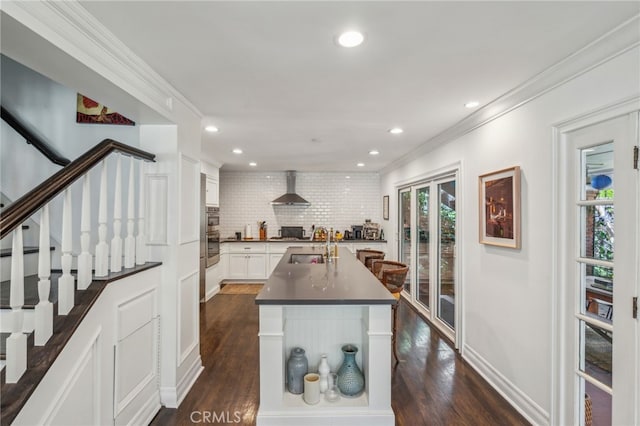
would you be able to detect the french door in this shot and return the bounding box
[399,172,459,344]
[560,112,639,425]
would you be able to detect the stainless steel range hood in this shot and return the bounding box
[271,171,310,206]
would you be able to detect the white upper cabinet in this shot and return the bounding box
[206,176,219,206]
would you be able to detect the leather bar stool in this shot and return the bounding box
[371,260,408,365]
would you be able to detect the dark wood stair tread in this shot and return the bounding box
[0,273,62,309]
[0,246,55,258]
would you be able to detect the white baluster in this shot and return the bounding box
[124,157,136,268]
[58,188,75,314]
[110,154,123,272]
[95,160,109,277]
[35,204,53,345]
[6,227,26,383]
[136,160,146,265]
[78,174,93,289]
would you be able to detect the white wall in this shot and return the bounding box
[0,54,139,173]
[0,55,141,259]
[219,171,382,239]
[381,45,640,424]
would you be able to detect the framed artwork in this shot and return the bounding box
[76,93,135,125]
[383,195,389,220]
[479,166,521,248]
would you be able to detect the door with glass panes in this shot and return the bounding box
[399,173,458,344]
[563,113,639,426]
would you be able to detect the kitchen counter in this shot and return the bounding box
[221,238,387,243]
[255,246,395,425]
[255,246,395,305]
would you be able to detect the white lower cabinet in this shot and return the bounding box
[269,254,284,275]
[228,253,267,279]
[247,254,267,278]
[222,242,388,281]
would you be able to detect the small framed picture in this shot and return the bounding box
[479,166,521,248]
[383,195,389,220]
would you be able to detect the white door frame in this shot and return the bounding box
[551,96,640,425]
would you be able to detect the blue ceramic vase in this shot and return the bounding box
[286,347,308,394]
[337,344,364,397]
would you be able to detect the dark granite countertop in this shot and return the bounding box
[222,238,387,243]
[255,246,396,305]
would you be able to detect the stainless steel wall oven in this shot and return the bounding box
[206,206,220,266]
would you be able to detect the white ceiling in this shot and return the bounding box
[78,1,638,172]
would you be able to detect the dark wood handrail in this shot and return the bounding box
[0,139,155,239]
[1,106,71,167]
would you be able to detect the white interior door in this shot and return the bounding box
[562,112,639,425]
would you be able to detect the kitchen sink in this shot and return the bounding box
[289,253,325,264]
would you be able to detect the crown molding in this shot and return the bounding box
[1,0,203,121]
[381,14,640,175]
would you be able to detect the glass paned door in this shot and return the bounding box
[577,141,614,426]
[416,185,430,309]
[565,113,639,426]
[399,172,459,345]
[399,189,412,293]
[438,181,456,329]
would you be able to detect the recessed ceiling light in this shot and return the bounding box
[464,101,479,108]
[337,31,364,48]
[345,176,351,179]
[389,127,403,134]
[205,125,219,133]
[369,150,380,155]
[357,162,365,167]
[232,148,243,154]
[249,162,257,167]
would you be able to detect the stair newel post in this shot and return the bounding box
[58,188,75,314]
[78,174,93,290]
[135,160,146,265]
[35,204,53,345]
[6,227,26,383]
[110,154,123,272]
[95,159,110,277]
[124,156,136,268]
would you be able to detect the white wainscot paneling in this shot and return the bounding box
[43,335,100,426]
[179,154,200,244]
[114,289,160,425]
[178,271,199,365]
[283,306,365,370]
[146,174,168,245]
[114,320,159,425]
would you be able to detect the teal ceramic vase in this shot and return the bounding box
[336,344,364,397]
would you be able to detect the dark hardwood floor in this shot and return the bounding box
[151,294,529,425]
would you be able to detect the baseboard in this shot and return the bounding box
[159,387,178,409]
[463,344,549,426]
[205,284,220,301]
[176,355,204,406]
[128,390,161,426]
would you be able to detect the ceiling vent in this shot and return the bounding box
[271,171,310,206]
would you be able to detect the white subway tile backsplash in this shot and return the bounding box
[220,171,381,238]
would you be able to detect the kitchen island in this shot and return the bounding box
[255,246,396,426]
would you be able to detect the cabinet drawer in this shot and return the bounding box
[228,243,267,253]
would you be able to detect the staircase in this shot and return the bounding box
[0,136,157,425]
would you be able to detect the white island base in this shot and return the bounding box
[256,304,395,426]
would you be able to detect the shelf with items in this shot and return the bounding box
[256,304,393,426]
